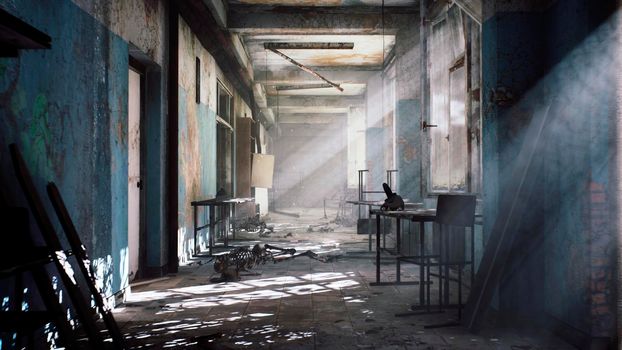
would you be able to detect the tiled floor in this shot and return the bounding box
[114,208,574,349]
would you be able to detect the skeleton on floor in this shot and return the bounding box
[212,244,332,282]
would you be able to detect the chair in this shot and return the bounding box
[427,194,476,327]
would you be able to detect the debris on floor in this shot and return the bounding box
[211,243,339,282]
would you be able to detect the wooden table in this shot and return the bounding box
[370,208,436,306]
[191,197,254,256]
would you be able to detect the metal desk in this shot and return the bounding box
[347,200,424,251]
[370,208,436,307]
[346,200,383,251]
[191,197,254,256]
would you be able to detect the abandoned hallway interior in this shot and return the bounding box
[0,0,621,349]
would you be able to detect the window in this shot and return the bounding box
[217,83,233,125]
[427,5,481,193]
[383,61,397,174]
[216,82,234,196]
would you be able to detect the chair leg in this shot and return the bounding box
[458,265,462,320]
[426,256,431,312]
[437,227,442,312]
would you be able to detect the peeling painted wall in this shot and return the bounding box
[177,17,252,263]
[0,0,168,297]
[70,0,167,66]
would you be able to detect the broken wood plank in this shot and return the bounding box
[47,182,127,349]
[9,144,106,349]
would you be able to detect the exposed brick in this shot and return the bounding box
[592,305,612,315]
[591,270,605,279]
[591,258,609,266]
[590,192,606,203]
[591,293,607,305]
[589,182,605,191]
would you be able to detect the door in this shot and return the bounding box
[128,68,141,282]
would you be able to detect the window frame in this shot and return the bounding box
[216,80,235,196]
[424,5,482,196]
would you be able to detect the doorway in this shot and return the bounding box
[128,66,143,282]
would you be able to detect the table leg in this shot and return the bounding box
[438,225,443,311]
[224,204,230,247]
[470,224,475,286]
[419,221,425,306]
[193,204,198,255]
[443,226,450,306]
[382,216,386,249]
[376,213,381,283]
[396,218,401,254]
[232,203,237,241]
[396,218,401,283]
[368,205,372,252]
[209,205,215,256]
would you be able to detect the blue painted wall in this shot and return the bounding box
[482,0,617,339]
[0,0,130,296]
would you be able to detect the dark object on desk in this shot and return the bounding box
[212,244,334,282]
[381,183,404,211]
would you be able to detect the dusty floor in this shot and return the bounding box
[115,208,574,349]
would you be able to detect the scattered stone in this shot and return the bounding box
[364,327,382,335]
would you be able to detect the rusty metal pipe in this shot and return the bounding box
[267,48,344,92]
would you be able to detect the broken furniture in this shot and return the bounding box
[212,243,330,282]
[7,144,126,349]
[0,207,77,348]
[192,197,255,257]
[47,183,127,346]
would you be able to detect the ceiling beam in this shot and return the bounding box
[268,95,364,108]
[264,42,354,50]
[278,114,347,124]
[255,69,376,84]
[202,0,227,28]
[273,106,350,114]
[275,83,334,91]
[228,5,417,35]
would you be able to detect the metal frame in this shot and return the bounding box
[192,197,254,257]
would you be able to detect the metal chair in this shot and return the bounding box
[427,194,476,327]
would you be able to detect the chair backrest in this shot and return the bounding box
[435,194,476,227]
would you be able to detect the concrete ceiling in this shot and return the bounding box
[246,34,394,69]
[235,2,409,125]
[229,0,416,6]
